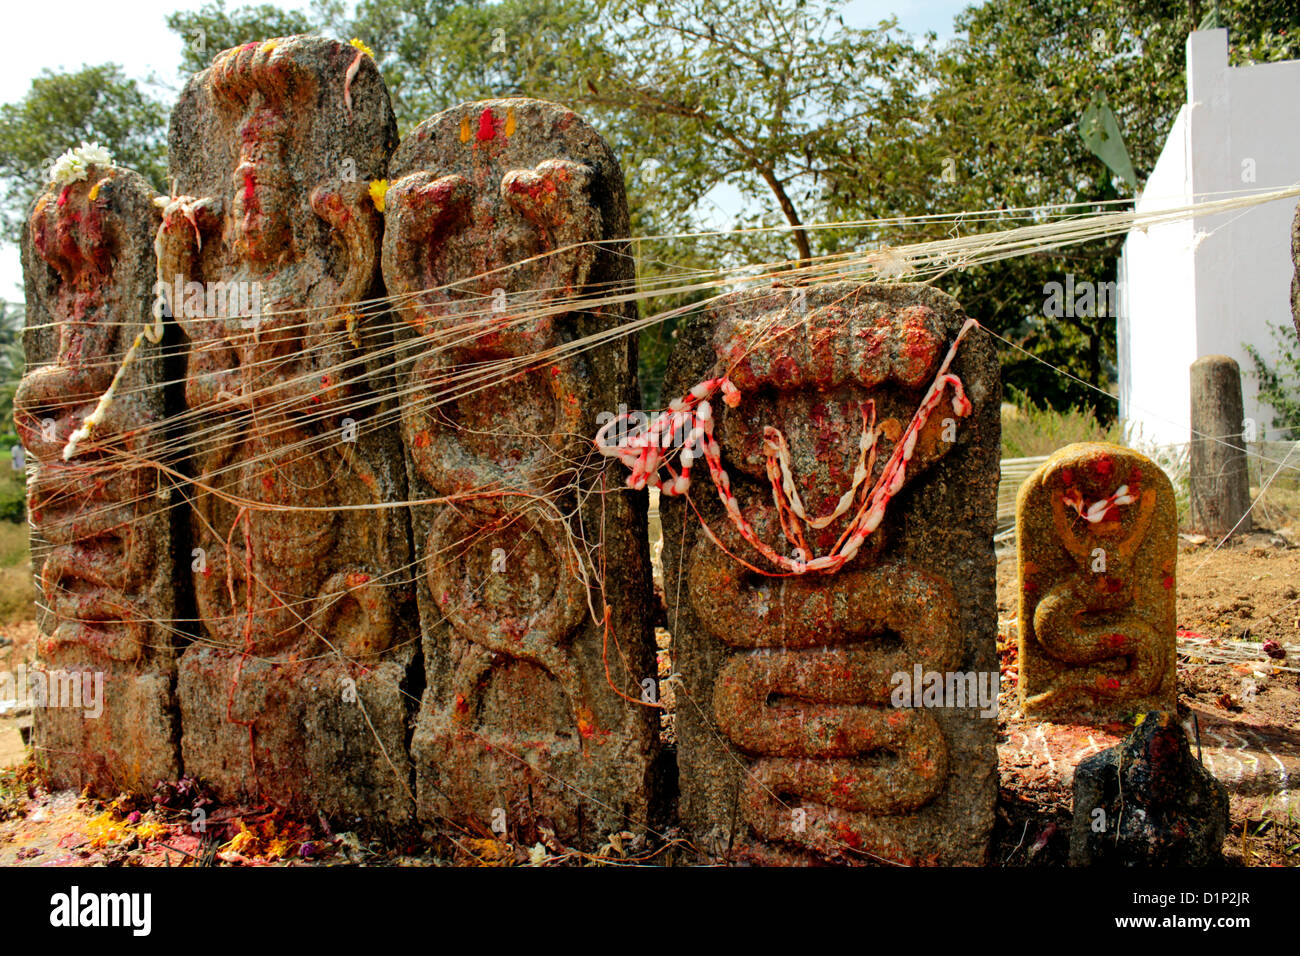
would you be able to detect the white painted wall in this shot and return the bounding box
[1118,105,1198,447]
[1117,29,1300,447]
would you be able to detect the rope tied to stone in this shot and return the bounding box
[595,317,980,574]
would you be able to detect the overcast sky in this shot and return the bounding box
[0,0,974,301]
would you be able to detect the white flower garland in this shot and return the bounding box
[48,141,113,187]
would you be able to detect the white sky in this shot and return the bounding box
[0,0,972,301]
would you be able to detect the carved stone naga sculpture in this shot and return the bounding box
[162,36,414,822]
[1017,442,1177,723]
[644,283,1001,864]
[16,153,180,792]
[384,98,655,846]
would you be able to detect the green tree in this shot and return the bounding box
[166,0,320,75]
[562,0,926,266]
[0,302,24,523]
[320,0,601,130]
[565,0,931,398]
[0,66,168,242]
[0,301,22,436]
[823,0,1300,416]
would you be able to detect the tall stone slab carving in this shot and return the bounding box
[383,98,655,845]
[163,37,414,823]
[657,283,1000,864]
[1017,442,1177,723]
[16,161,179,792]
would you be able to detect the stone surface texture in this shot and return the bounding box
[1017,442,1177,723]
[16,165,179,793]
[1188,355,1251,536]
[1292,200,1300,342]
[1069,712,1229,866]
[163,36,414,824]
[660,282,1000,865]
[382,98,655,846]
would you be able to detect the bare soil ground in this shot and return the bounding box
[0,622,36,769]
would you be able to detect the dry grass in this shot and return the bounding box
[1000,396,1121,459]
[1251,484,1300,533]
[0,521,33,626]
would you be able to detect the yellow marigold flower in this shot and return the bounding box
[134,821,171,842]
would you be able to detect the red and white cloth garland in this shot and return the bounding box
[1062,484,1137,524]
[595,317,980,574]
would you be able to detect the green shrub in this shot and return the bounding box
[1244,322,1300,437]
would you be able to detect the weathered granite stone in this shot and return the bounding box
[1017,442,1177,723]
[1069,712,1229,866]
[383,98,655,847]
[16,163,180,793]
[659,282,1000,865]
[163,36,414,824]
[1292,200,1300,341]
[1188,355,1251,536]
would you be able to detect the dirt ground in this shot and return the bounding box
[1,536,1296,866]
[0,622,37,769]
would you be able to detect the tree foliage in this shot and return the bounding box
[824,0,1299,415]
[166,0,319,75]
[564,0,927,264]
[1245,321,1300,436]
[0,300,22,437]
[0,66,168,242]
